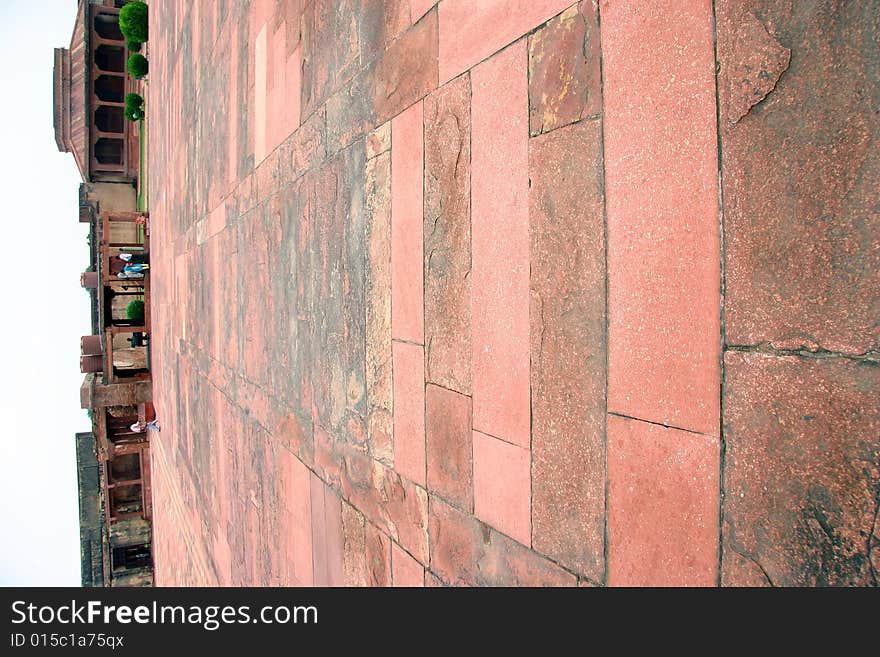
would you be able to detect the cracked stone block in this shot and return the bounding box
[424,73,472,394]
[528,1,601,136]
[529,120,606,580]
[722,352,880,586]
[717,0,880,353]
[607,415,720,586]
[602,0,721,436]
[428,496,577,586]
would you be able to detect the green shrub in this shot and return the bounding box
[124,92,144,121]
[127,40,142,52]
[127,53,148,79]
[125,92,144,109]
[126,299,145,323]
[119,2,148,43]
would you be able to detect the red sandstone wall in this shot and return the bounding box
[146,0,878,586]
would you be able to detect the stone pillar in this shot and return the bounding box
[81,335,103,356]
[81,271,99,289]
[80,355,103,373]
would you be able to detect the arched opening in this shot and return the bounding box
[94,13,124,41]
[94,75,124,102]
[109,484,144,518]
[109,453,141,483]
[95,105,125,134]
[112,544,152,571]
[94,44,124,73]
[94,137,123,165]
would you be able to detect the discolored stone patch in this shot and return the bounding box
[365,522,392,586]
[326,9,438,154]
[722,352,880,586]
[341,501,368,586]
[717,0,880,353]
[424,73,472,394]
[529,120,606,579]
[364,148,394,465]
[528,1,601,136]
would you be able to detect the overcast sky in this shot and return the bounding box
[0,0,92,586]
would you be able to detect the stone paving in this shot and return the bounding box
[148,0,878,586]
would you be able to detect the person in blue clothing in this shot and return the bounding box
[130,419,161,433]
[118,252,149,265]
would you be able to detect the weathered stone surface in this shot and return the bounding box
[722,352,880,586]
[424,74,472,394]
[429,496,577,587]
[365,522,392,586]
[373,13,439,133]
[365,121,391,159]
[300,0,336,118]
[528,1,601,136]
[358,0,412,66]
[607,415,720,587]
[333,0,363,87]
[288,107,327,180]
[717,0,880,353]
[327,9,438,153]
[719,10,790,125]
[314,427,429,562]
[341,500,368,586]
[425,384,473,511]
[364,150,394,464]
[529,120,605,580]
